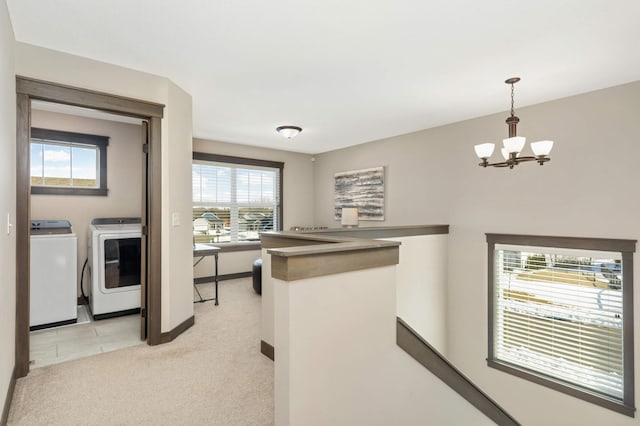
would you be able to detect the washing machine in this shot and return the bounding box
[88,218,141,320]
[30,220,78,330]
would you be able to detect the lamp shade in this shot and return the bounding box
[501,147,510,160]
[276,125,302,139]
[531,140,554,156]
[503,136,526,154]
[474,143,495,159]
[341,208,359,227]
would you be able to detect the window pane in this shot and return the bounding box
[494,246,625,400]
[239,207,274,241]
[43,144,71,186]
[192,207,231,244]
[237,169,249,203]
[30,143,43,185]
[71,146,98,187]
[194,165,231,203]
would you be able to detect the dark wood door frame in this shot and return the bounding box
[15,76,165,377]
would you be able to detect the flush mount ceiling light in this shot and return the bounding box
[276,125,302,139]
[474,77,554,169]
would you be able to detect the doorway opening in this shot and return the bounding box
[28,101,145,368]
[15,77,164,377]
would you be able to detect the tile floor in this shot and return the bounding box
[30,305,142,368]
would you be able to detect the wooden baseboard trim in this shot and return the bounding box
[194,271,252,285]
[396,318,520,426]
[261,340,274,361]
[1,366,17,426]
[159,315,195,344]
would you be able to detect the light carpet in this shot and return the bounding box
[8,278,274,425]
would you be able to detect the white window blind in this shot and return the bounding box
[192,160,280,243]
[494,244,625,400]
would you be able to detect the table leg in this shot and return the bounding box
[214,253,219,305]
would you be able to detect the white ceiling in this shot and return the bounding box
[7,0,640,154]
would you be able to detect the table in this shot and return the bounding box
[193,244,221,305]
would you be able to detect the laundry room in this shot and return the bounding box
[29,101,144,367]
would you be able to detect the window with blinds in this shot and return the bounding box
[487,234,635,417]
[192,153,283,244]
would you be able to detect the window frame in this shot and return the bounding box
[30,127,109,196]
[192,152,284,246]
[486,233,636,417]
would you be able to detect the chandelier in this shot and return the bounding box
[474,77,553,169]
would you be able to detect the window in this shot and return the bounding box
[30,128,108,196]
[487,234,635,416]
[192,153,283,244]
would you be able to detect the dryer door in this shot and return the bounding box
[102,236,141,291]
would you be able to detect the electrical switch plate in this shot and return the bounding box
[7,212,13,235]
[172,213,181,227]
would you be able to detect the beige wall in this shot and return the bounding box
[164,81,194,329]
[274,265,493,426]
[30,109,142,297]
[313,81,640,425]
[0,0,16,415]
[16,43,194,333]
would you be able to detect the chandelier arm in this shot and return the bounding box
[478,155,550,169]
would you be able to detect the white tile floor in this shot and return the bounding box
[30,305,142,368]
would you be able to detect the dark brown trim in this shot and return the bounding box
[193,152,284,170]
[486,233,636,253]
[278,165,283,233]
[15,93,30,378]
[622,250,635,414]
[146,116,162,345]
[16,76,164,118]
[486,233,636,417]
[140,121,149,341]
[159,315,195,344]
[194,271,252,285]
[30,127,109,146]
[1,366,17,426]
[31,187,109,196]
[30,127,109,197]
[488,360,634,417]
[397,318,520,426]
[261,340,274,361]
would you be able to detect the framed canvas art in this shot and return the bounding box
[334,166,384,221]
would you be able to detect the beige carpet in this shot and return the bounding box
[8,278,274,425]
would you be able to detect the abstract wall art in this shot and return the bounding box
[334,166,384,221]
